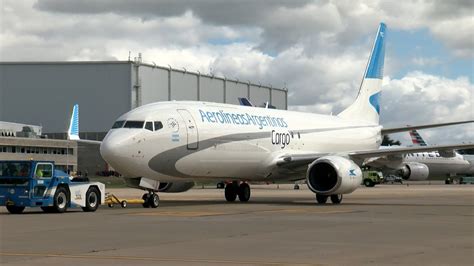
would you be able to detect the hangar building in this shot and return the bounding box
[0,60,288,174]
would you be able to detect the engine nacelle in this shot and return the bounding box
[397,162,429,181]
[306,156,362,195]
[158,182,195,193]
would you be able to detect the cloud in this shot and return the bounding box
[381,72,473,144]
[31,0,474,57]
[1,0,472,144]
[412,57,441,67]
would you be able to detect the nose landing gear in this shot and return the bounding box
[142,192,160,208]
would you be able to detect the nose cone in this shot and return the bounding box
[100,131,129,171]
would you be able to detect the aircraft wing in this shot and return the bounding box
[276,143,474,168]
[381,120,474,135]
[276,152,329,168]
[75,139,102,145]
[348,143,474,159]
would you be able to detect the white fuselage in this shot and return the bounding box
[377,150,473,178]
[405,152,473,177]
[100,101,382,182]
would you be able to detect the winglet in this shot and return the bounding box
[67,104,80,140]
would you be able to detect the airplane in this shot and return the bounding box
[68,23,474,208]
[378,130,474,180]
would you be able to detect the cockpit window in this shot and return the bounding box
[154,121,163,131]
[124,121,144,128]
[145,122,153,131]
[112,120,125,129]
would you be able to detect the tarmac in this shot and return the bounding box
[1,183,473,265]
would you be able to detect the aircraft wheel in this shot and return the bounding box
[330,194,343,204]
[148,193,160,208]
[225,183,237,202]
[316,194,328,204]
[6,206,25,214]
[142,194,150,208]
[238,183,251,202]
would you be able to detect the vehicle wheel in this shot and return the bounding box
[108,203,114,208]
[294,184,300,190]
[225,183,237,202]
[142,194,150,208]
[238,183,251,202]
[216,182,225,189]
[6,205,25,214]
[364,179,374,187]
[148,193,159,208]
[330,194,343,204]
[82,187,100,212]
[53,187,69,213]
[316,194,328,204]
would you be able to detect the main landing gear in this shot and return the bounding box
[225,182,251,202]
[316,194,343,204]
[142,191,160,208]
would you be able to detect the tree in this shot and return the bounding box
[382,135,401,146]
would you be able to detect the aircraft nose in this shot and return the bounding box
[100,131,127,167]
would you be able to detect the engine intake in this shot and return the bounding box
[306,156,362,195]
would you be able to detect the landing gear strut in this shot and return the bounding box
[316,194,343,204]
[225,182,251,202]
[142,191,160,208]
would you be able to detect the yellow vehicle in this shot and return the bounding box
[362,171,383,187]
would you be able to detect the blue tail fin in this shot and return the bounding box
[238,97,254,107]
[67,104,80,140]
[338,23,387,124]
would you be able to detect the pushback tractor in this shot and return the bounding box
[0,160,105,214]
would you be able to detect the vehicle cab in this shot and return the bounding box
[0,161,67,207]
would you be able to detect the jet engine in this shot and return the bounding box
[306,156,362,195]
[397,162,429,180]
[158,182,195,193]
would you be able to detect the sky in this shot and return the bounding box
[1,0,473,145]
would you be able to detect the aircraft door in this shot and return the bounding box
[177,109,199,150]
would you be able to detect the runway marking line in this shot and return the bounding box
[126,209,355,217]
[127,211,226,217]
[260,209,355,215]
[0,252,317,265]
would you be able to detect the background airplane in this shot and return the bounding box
[366,130,473,181]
